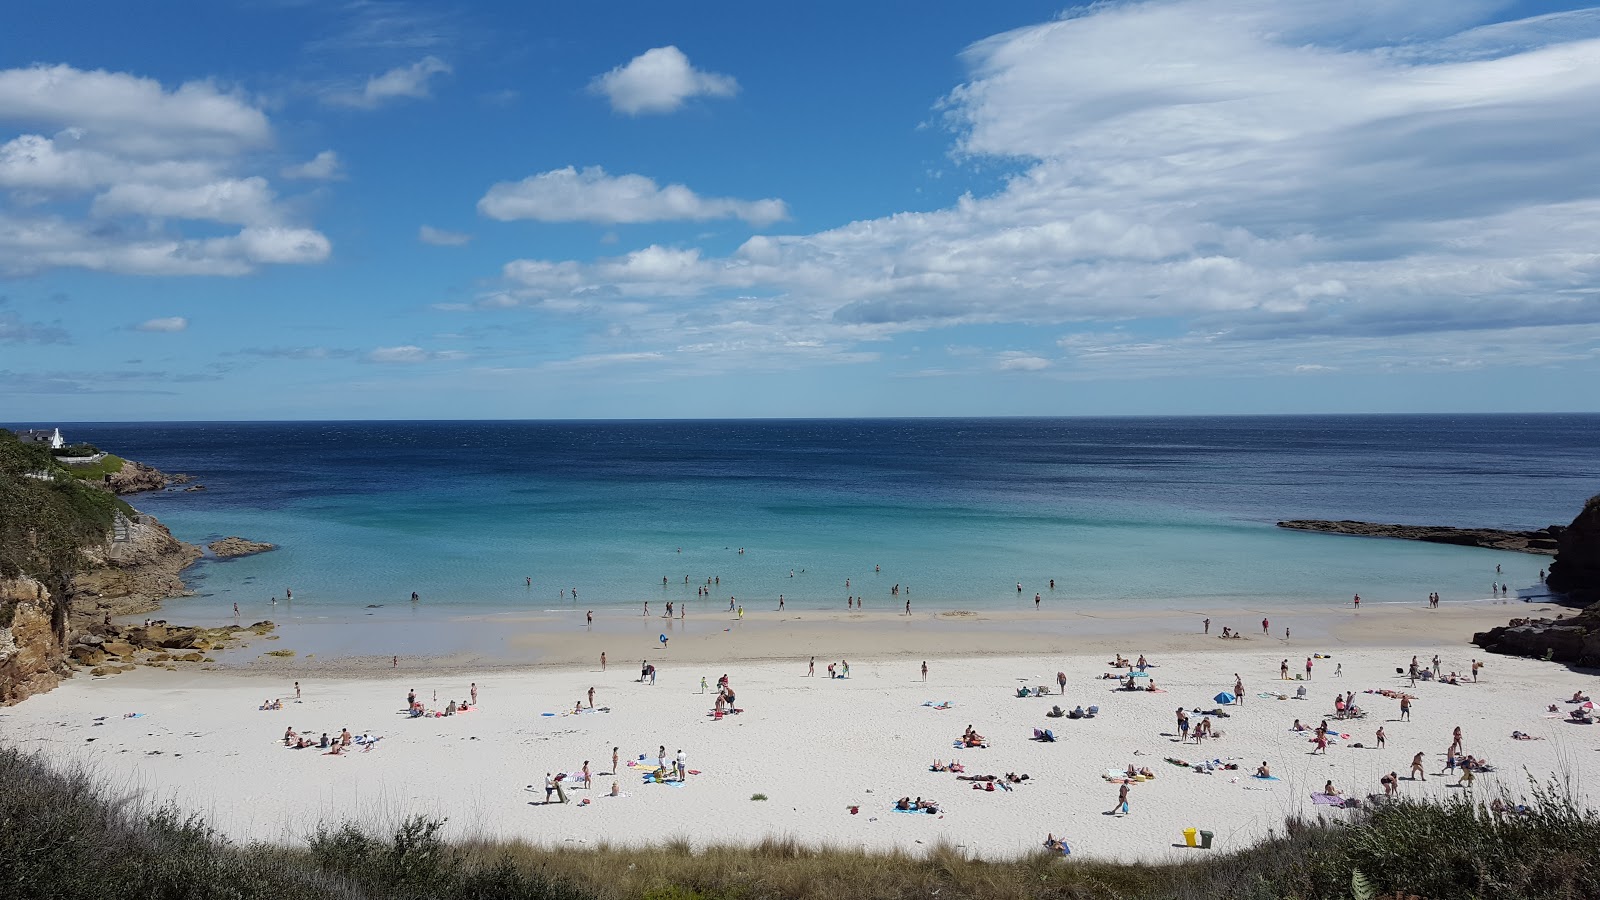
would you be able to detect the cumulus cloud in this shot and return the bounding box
[418,224,472,246]
[281,150,343,180]
[365,345,468,364]
[0,64,331,276]
[327,56,450,108]
[469,2,1600,379]
[0,64,268,155]
[479,166,787,226]
[590,46,737,115]
[134,316,188,333]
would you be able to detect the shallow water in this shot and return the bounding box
[61,415,1598,629]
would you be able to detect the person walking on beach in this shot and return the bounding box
[294,681,301,699]
[1335,662,1342,677]
[1280,659,1289,680]
[611,747,619,774]
[808,657,815,677]
[1376,725,1386,748]
[587,686,595,708]
[1234,674,1244,704]
[1450,726,1463,756]
[1177,707,1189,742]
[233,602,239,617]
[392,655,397,669]
[600,651,606,671]
[1353,594,1360,609]
[1410,752,1426,781]
[1400,695,1411,721]
[1035,593,1041,609]
[1260,617,1268,635]
[778,595,785,610]
[1305,657,1313,680]
[921,661,928,681]
[1057,671,1067,693]
[675,748,686,782]
[1109,782,1130,816]
[905,598,911,615]
[1203,617,1210,634]
[1471,659,1481,682]
[582,760,591,790]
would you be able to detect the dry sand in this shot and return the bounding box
[3,600,1595,863]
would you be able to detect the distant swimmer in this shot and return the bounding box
[778,595,785,610]
[905,598,911,615]
[1035,593,1041,609]
[1017,582,1022,593]
[411,592,418,602]
[875,564,880,573]
[664,577,668,586]
[1049,579,1054,590]
[526,577,531,587]
[790,570,795,578]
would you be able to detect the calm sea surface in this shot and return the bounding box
[44,416,1600,623]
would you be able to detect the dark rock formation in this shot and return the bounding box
[1276,520,1560,554]
[1474,497,1600,667]
[1547,495,1600,606]
[103,459,170,495]
[208,537,276,558]
[0,577,65,703]
[1473,605,1600,668]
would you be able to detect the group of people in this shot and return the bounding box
[283,726,370,753]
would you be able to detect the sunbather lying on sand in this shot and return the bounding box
[1511,731,1543,740]
[1043,833,1067,852]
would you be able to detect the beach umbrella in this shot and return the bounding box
[1584,701,1594,710]
[1214,692,1235,704]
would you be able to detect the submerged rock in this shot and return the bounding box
[208,537,276,558]
[1276,520,1560,554]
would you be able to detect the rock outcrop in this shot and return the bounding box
[1276,520,1560,554]
[71,515,202,625]
[103,459,170,495]
[0,577,65,704]
[1473,497,1600,667]
[208,537,276,558]
[1473,604,1600,668]
[66,619,276,675]
[1547,495,1600,606]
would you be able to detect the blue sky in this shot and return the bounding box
[3,0,1600,420]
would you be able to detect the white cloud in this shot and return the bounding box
[590,46,737,115]
[470,3,1600,379]
[0,64,330,276]
[997,352,1050,371]
[0,64,268,155]
[366,345,468,364]
[418,224,472,246]
[135,316,188,333]
[281,150,343,181]
[327,56,450,109]
[91,177,277,225]
[478,166,787,226]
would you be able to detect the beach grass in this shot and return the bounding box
[60,453,126,482]
[5,745,1597,900]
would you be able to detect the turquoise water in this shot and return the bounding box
[59,416,1597,626]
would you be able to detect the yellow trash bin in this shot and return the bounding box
[1183,827,1198,847]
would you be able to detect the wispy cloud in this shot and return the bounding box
[418,224,471,246]
[365,345,468,364]
[281,150,344,180]
[479,166,786,226]
[134,316,188,333]
[325,56,450,108]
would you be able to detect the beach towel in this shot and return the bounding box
[1251,774,1280,781]
[1312,793,1355,808]
[892,806,936,815]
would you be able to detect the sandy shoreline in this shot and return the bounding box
[6,603,1596,863]
[209,596,1550,676]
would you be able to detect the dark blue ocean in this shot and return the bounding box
[40,415,1600,622]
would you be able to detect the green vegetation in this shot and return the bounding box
[0,431,131,637]
[3,744,1596,900]
[59,452,126,482]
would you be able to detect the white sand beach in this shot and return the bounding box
[4,605,1595,863]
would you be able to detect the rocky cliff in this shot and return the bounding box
[1546,495,1600,605]
[0,576,65,704]
[1276,519,1560,554]
[71,514,201,625]
[1473,496,1600,667]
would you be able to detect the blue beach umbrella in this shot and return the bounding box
[1214,691,1235,704]
[660,634,668,645]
